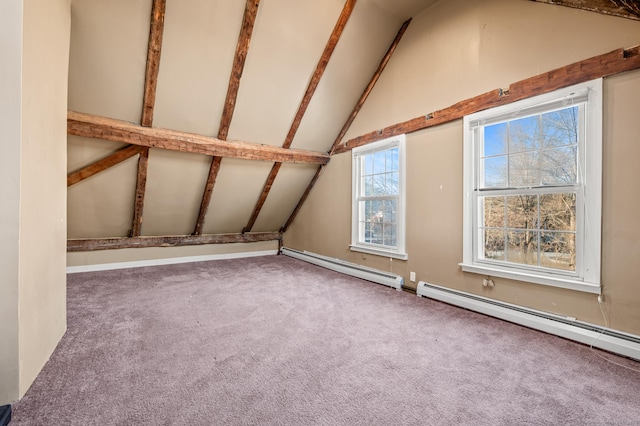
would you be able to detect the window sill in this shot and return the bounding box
[459,262,601,294]
[350,245,408,260]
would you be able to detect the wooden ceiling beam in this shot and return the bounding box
[130,147,149,237]
[194,0,261,236]
[218,0,260,140]
[281,18,412,233]
[531,0,640,21]
[67,232,282,252]
[334,44,640,154]
[329,18,412,155]
[67,111,330,165]
[141,0,166,127]
[67,144,145,187]
[193,156,222,235]
[243,0,356,233]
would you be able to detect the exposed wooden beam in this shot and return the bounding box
[141,0,166,127]
[130,148,149,237]
[243,0,356,233]
[218,0,260,140]
[280,164,324,233]
[194,0,261,236]
[193,156,222,235]
[67,144,145,187]
[280,19,412,232]
[334,44,640,154]
[243,162,282,233]
[283,0,358,149]
[68,111,330,165]
[329,18,412,155]
[67,232,282,252]
[531,0,640,21]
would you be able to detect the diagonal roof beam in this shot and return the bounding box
[531,0,640,21]
[281,18,412,233]
[141,0,166,127]
[194,0,261,236]
[218,0,261,141]
[67,144,146,187]
[68,111,330,164]
[334,44,640,154]
[243,0,357,233]
[130,0,166,237]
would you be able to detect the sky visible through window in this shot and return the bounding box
[479,106,579,271]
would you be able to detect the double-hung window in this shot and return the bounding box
[351,134,407,260]
[462,79,602,293]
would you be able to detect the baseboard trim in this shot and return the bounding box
[66,250,278,273]
[417,281,640,361]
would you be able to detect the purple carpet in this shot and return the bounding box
[11,255,640,425]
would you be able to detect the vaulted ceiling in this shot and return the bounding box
[66,0,639,251]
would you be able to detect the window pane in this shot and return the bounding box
[384,199,397,224]
[506,195,538,229]
[509,116,540,153]
[386,171,399,195]
[373,151,386,174]
[506,230,539,266]
[364,154,374,176]
[482,196,505,228]
[484,229,505,260]
[542,106,578,148]
[373,174,386,196]
[384,223,397,247]
[484,123,507,156]
[540,232,575,271]
[363,221,372,243]
[509,151,540,187]
[540,193,576,231]
[482,156,507,188]
[386,148,399,172]
[541,146,577,185]
[364,176,374,196]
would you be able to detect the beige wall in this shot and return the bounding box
[285,0,640,335]
[0,0,70,405]
[0,0,23,405]
[18,0,71,396]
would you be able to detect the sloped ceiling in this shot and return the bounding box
[66,0,438,245]
[66,0,633,249]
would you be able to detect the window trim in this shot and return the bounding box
[351,134,407,260]
[461,79,602,294]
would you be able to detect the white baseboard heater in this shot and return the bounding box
[282,247,403,290]
[417,281,640,361]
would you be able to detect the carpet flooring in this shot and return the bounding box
[11,255,640,425]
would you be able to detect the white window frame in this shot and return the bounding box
[351,134,407,260]
[461,79,602,294]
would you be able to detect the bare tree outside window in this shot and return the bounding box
[480,106,578,271]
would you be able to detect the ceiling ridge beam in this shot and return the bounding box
[67,111,330,165]
[67,144,145,187]
[531,0,640,21]
[281,18,412,233]
[194,0,261,236]
[243,0,357,233]
[334,44,640,154]
[67,232,282,252]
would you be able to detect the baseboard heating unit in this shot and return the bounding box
[417,281,640,361]
[282,248,403,290]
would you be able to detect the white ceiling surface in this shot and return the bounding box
[67,0,437,238]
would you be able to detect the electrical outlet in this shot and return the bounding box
[409,271,416,282]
